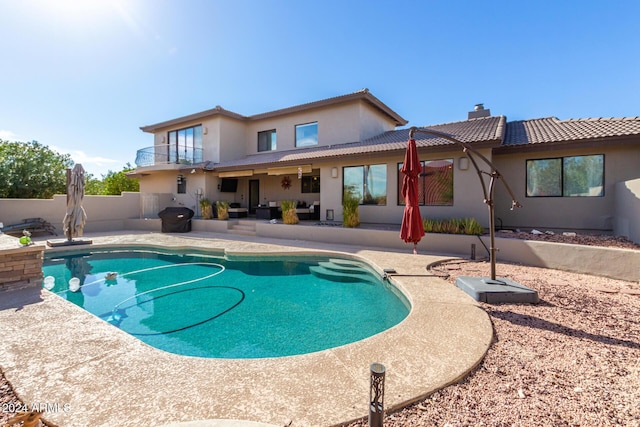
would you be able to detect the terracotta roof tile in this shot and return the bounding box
[212,116,505,170]
[504,116,640,146]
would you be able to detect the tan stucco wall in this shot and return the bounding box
[202,117,222,164]
[615,178,640,242]
[0,192,141,234]
[244,100,398,156]
[253,223,640,281]
[219,117,248,162]
[245,103,359,154]
[493,145,640,232]
[258,148,492,225]
[145,100,399,162]
[358,101,398,141]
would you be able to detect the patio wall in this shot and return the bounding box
[254,222,640,282]
[614,178,640,244]
[0,192,141,235]
[1,192,638,284]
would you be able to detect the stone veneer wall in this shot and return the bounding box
[0,237,44,292]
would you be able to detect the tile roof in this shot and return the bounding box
[211,115,505,171]
[409,115,505,146]
[503,116,640,147]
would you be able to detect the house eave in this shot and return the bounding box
[248,89,408,126]
[139,89,408,134]
[140,108,246,133]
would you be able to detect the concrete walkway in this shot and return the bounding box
[0,232,492,427]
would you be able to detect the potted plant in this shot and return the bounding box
[216,201,229,220]
[200,198,213,219]
[281,200,299,225]
[342,188,360,228]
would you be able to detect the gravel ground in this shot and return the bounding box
[497,230,640,250]
[2,235,639,427]
[348,258,640,427]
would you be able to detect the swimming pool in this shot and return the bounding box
[42,248,410,358]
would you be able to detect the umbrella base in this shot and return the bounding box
[455,276,539,304]
[46,238,93,247]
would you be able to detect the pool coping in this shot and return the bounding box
[0,232,493,427]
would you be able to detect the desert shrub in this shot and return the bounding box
[342,190,360,228]
[216,201,229,220]
[281,200,299,224]
[200,198,213,219]
[422,217,483,235]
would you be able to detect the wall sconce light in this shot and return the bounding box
[458,157,469,170]
[331,167,339,178]
[177,174,185,184]
[161,136,166,143]
[203,127,208,135]
[190,168,196,174]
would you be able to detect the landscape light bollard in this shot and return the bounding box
[369,362,386,427]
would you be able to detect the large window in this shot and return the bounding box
[526,155,604,197]
[301,174,320,193]
[168,125,203,164]
[258,129,276,152]
[295,122,318,147]
[343,164,387,205]
[397,159,454,206]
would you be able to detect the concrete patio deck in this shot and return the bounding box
[0,231,492,427]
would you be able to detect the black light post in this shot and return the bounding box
[369,362,386,427]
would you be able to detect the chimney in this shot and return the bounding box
[468,103,491,120]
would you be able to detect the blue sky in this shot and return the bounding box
[1,0,639,176]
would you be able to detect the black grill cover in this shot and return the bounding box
[158,207,194,233]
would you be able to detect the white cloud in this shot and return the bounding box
[50,145,121,176]
[0,129,19,140]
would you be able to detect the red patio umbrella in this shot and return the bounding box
[400,138,425,254]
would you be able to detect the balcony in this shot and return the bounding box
[135,144,203,167]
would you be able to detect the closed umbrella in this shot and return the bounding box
[63,163,87,241]
[400,138,425,254]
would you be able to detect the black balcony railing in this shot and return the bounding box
[135,144,203,167]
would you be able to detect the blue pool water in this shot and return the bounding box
[42,248,409,358]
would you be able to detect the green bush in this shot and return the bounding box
[422,217,483,235]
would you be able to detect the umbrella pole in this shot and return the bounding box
[413,243,417,255]
[489,199,496,280]
[409,127,522,281]
[66,168,72,242]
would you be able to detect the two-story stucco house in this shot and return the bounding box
[130,89,640,243]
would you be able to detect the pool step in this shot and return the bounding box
[318,260,369,274]
[309,266,364,282]
[310,260,380,284]
[228,220,256,237]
